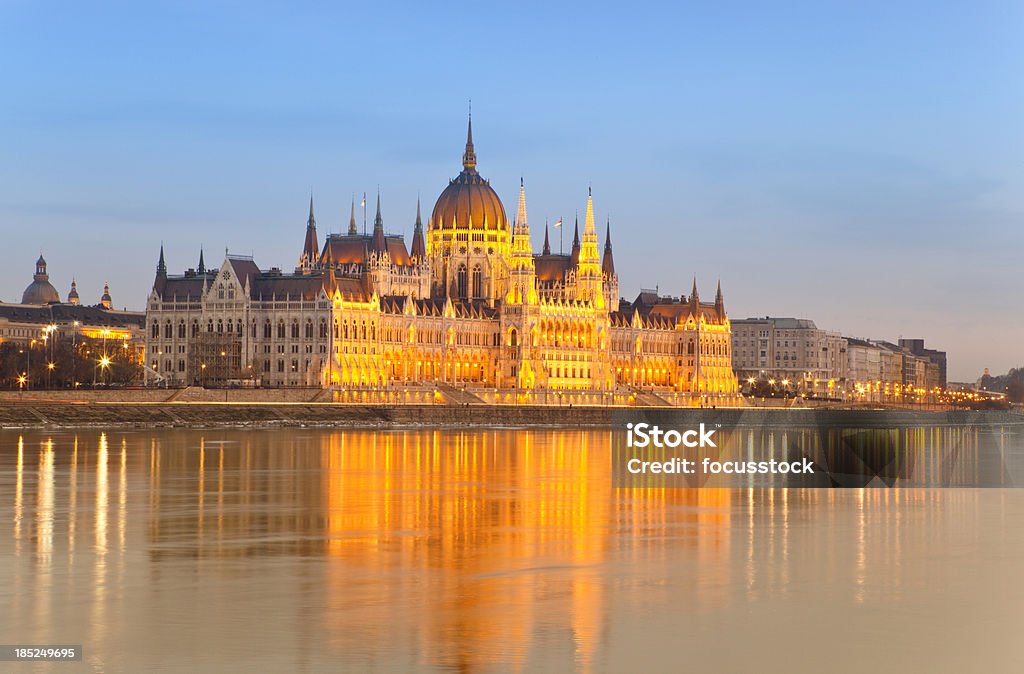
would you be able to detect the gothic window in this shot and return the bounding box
[207,320,214,333]
[291,320,299,339]
[217,319,223,333]
[164,321,172,338]
[456,265,468,299]
[178,321,186,339]
[320,320,328,339]
[277,321,285,339]
[264,320,272,339]
[151,322,159,339]
[192,321,199,338]
[471,265,482,299]
[305,320,313,339]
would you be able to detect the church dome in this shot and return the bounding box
[430,118,509,232]
[21,255,60,305]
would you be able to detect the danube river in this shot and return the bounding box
[2,426,1024,672]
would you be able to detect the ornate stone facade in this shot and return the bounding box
[145,120,738,403]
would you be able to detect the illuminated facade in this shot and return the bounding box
[145,119,738,403]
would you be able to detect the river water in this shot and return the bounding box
[2,427,1024,673]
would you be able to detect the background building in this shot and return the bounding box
[731,317,847,398]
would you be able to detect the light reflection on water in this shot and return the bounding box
[1,427,1023,673]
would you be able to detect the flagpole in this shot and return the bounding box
[559,216,563,255]
[362,192,367,236]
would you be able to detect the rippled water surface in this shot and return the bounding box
[2,427,1024,673]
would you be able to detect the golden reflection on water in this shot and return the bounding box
[1,427,1023,672]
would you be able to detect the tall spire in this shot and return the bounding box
[580,188,599,264]
[462,105,477,173]
[602,219,615,277]
[197,248,206,274]
[371,189,387,253]
[542,221,551,255]
[690,276,700,308]
[715,279,725,315]
[348,196,358,236]
[515,177,528,234]
[157,244,167,276]
[570,214,581,266]
[301,193,319,270]
[411,195,426,260]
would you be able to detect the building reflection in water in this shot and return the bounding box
[0,424,1020,672]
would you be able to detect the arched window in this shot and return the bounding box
[291,320,300,339]
[277,320,285,339]
[456,265,468,299]
[264,320,272,339]
[207,320,214,333]
[471,265,483,299]
[178,321,186,339]
[151,322,159,339]
[164,321,172,338]
[305,320,313,339]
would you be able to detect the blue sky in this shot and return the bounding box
[2,1,1022,379]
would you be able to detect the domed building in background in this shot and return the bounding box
[21,255,60,305]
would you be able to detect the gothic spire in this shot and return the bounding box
[515,177,528,233]
[348,196,358,236]
[157,244,167,276]
[690,276,699,307]
[715,279,725,315]
[570,214,581,265]
[301,193,319,269]
[371,189,387,253]
[197,248,206,274]
[602,219,615,277]
[542,221,551,255]
[411,195,426,260]
[462,107,477,173]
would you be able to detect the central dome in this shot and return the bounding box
[429,118,509,232]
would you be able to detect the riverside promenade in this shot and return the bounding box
[0,388,1019,430]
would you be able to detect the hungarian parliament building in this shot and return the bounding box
[145,120,738,404]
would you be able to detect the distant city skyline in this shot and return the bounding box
[2,2,1021,381]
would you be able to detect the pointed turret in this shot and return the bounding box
[197,248,206,274]
[462,109,477,173]
[602,219,615,277]
[411,196,426,260]
[68,278,80,305]
[580,187,600,264]
[542,221,551,255]
[689,276,700,311]
[348,197,358,236]
[714,279,725,316]
[300,194,320,271]
[157,244,167,276]
[371,190,387,253]
[101,282,112,310]
[570,214,581,266]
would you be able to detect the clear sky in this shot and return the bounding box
[2,1,1021,380]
